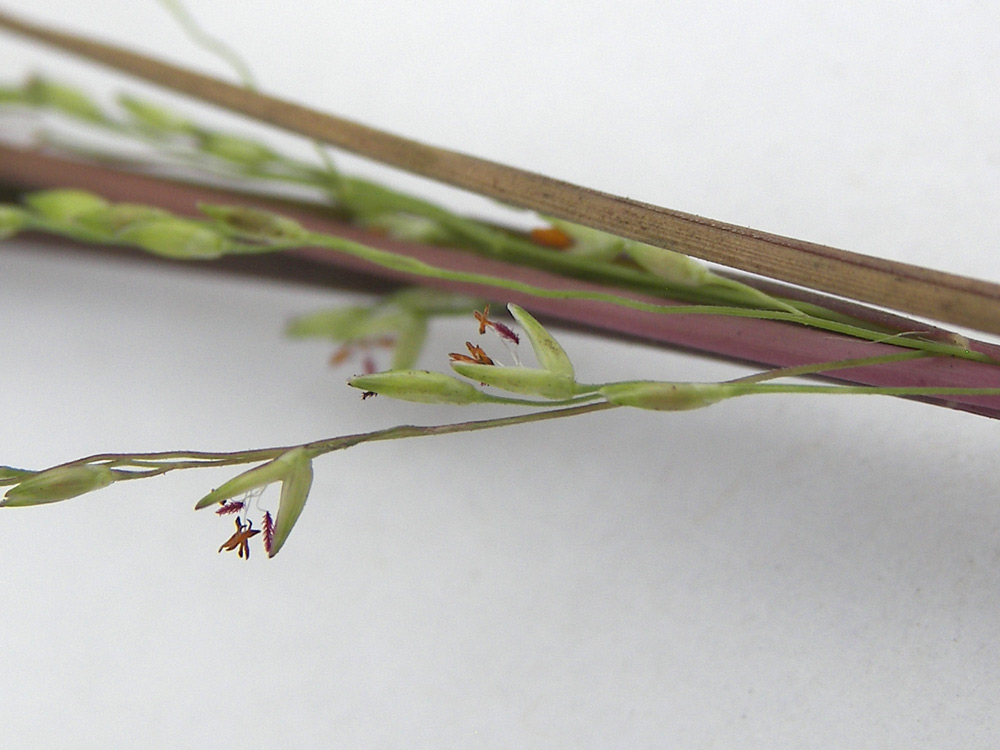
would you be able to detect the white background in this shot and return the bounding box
[2,1,1000,746]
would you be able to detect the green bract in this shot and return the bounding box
[0,466,34,483]
[23,77,106,122]
[195,449,309,510]
[24,189,109,222]
[450,363,576,400]
[0,206,29,239]
[598,381,732,411]
[506,304,574,378]
[2,464,116,506]
[199,204,308,243]
[349,370,488,404]
[543,218,625,261]
[385,288,482,315]
[115,218,228,259]
[269,451,313,558]
[624,242,711,288]
[388,314,428,370]
[196,132,278,165]
[287,304,425,369]
[360,213,452,244]
[288,289,483,372]
[74,204,172,236]
[117,94,194,133]
[0,85,26,105]
[287,307,376,339]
